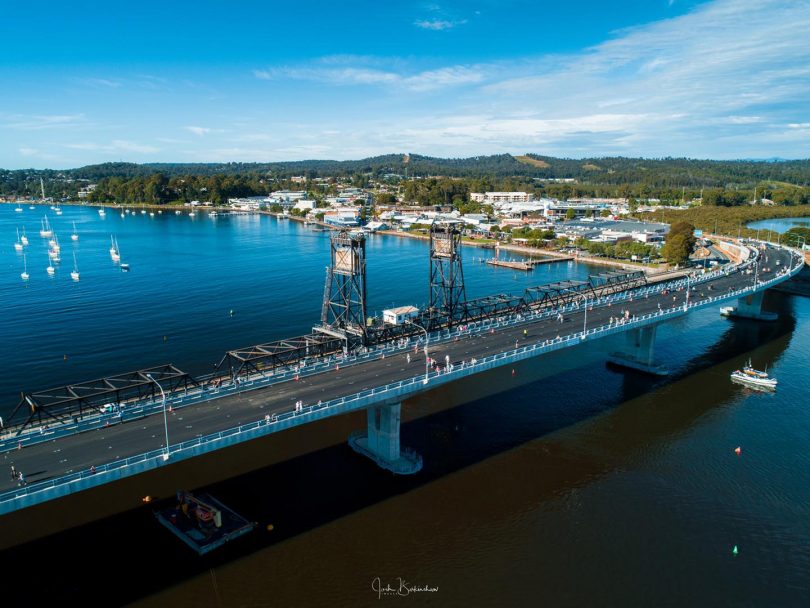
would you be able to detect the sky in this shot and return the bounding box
[1,0,809,169]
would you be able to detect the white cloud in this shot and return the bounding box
[185,126,211,136]
[63,140,159,154]
[1,114,86,130]
[79,78,123,88]
[19,147,39,156]
[255,64,483,92]
[414,19,466,31]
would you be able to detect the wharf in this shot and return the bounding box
[487,256,573,271]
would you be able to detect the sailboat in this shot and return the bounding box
[70,252,80,281]
[118,241,129,270]
[15,203,23,212]
[14,228,23,251]
[21,253,29,281]
[46,254,55,276]
[39,215,53,238]
[71,221,79,241]
[110,236,120,262]
[98,207,106,217]
[20,228,29,246]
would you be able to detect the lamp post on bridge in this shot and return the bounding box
[146,373,170,461]
[406,320,430,385]
[582,297,589,337]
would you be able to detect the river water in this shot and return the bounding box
[2,204,810,607]
[748,216,810,234]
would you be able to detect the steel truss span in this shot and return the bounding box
[8,364,199,434]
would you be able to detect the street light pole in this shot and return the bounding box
[582,298,588,336]
[406,320,430,384]
[146,374,170,461]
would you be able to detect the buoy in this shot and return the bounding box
[734,446,741,456]
[163,335,167,342]
[63,354,68,361]
[229,309,234,316]
[732,545,739,555]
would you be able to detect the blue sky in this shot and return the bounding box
[1,0,808,168]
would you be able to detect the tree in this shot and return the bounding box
[566,208,576,221]
[661,220,697,265]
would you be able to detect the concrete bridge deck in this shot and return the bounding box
[0,242,803,515]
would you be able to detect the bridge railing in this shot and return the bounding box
[0,253,746,452]
[0,242,795,455]
[1,244,803,511]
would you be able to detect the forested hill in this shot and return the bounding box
[3,153,810,191]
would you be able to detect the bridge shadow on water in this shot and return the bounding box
[0,293,798,607]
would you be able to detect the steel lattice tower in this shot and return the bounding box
[318,230,368,346]
[428,224,466,328]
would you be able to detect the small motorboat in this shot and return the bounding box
[731,359,777,390]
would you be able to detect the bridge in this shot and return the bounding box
[0,227,804,520]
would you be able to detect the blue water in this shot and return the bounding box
[0,203,591,414]
[747,216,810,234]
[4,202,810,606]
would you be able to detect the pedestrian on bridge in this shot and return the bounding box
[10,464,17,482]
[407,353,411,363]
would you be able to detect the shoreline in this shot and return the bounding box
[7,201,687,275]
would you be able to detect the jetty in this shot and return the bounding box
[487,256,574,271]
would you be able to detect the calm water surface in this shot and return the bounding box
[747,216,810,234]
[2,204,809,607]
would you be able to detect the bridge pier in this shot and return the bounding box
[348,402,422,474]
[722,290,778,321]
[607,325,669,376]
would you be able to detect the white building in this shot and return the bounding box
[383,306,420,325]
[293,200,317,212]
[471,191,534,204]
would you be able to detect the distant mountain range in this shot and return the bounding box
[3,153,810,188]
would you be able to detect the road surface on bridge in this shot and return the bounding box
[0,245,794,494]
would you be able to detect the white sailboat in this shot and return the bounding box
[20,228,29,246]
[39,215,53,238]
[70,252,80,281]
[15,203,23,212]
[14,228,23,251]
[118,240,129,270]
[110,236,120,262]
[98,207,106,217]
[21,253,29,281]
[46,254,55,276]
[71,221,79,241]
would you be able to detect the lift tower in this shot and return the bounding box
[428,223,466,328]
[317,230,369,347]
